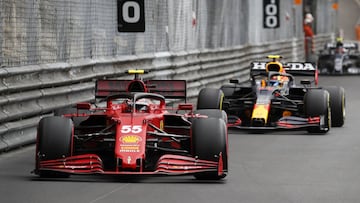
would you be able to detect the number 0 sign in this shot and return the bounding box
[118,0,145,32]
[263,0,280,29]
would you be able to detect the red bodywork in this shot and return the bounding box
[35,78,227,177]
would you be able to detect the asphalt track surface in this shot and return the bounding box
[1,75,360,203]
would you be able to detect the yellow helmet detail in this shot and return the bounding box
[128,69,145,74]
[267,55,282,61]
[266,61,283,73]
[336,37,343,42]
[266,55,283,72]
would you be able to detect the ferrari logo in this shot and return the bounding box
[120,135,142,144]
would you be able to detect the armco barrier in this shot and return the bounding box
[0,36,330,152]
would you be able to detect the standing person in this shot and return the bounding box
[303,13,314,62]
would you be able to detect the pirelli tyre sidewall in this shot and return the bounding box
[191,118,227,180]
[193,109,228,124]
[324,86,345,127]
[37,116,73,177]
[304,89,331,134]
[197,88,224,110]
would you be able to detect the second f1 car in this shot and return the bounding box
[216,55,345,134]
[317,38,360,74]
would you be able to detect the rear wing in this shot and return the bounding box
[251,62,317,76]
[324,42,359,50]
[95,79,187,100]
[146,80,187,100]
[250,62,318,84]
[95,80,130,98]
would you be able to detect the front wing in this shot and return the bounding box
[35,154,224,176]
[228,115,327,131]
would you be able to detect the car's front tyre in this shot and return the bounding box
[191,118,227,180]
[324,86,345,127]
[304,89,331,134]
[36,116,73,178]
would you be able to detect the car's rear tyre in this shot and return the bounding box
[36,116,73,178]
[192,118,227,180]
[304,89,330,134]
[324,86,345,127]
[220,84,235,97]
[54,107,88,127]
[197,88,224,110]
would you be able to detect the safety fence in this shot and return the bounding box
[1,0,330,68]
[0,35,335,152]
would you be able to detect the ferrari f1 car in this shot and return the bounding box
[317,39,360,74]
[218,55,345,134]
[34,70,228,180]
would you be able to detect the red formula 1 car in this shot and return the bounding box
[219,55,345,134]
[34,70,228,180]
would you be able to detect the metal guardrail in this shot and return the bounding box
[313,33,335,52]
[304,33,334,63]
[0,37,325,152]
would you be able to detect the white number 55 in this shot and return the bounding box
[121,125,142,133]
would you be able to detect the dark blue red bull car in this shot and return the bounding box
[218,56,345,134]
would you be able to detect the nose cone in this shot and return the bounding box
[115,116,147,170]
[252,118,266,127]
[251,104,270,126]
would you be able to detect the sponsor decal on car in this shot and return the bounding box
[120,135,142,144]
[119,135,142,152]
[252,62,316,71]
[120,145,140,153]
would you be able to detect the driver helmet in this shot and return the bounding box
[335,37,346,53]
[268,79,282,87]
[336,37,343,46]
[121,99,150,113]
[135,98,151,112]
[265,55,285,73]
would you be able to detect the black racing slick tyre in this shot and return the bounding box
[54,107,88,127]
[220,84,235,97]
[324,86,345,127]
[36,116,73,178]
[304,89,331,134]
[197,88,224,110]
[192,118,228,180]
[193,109,227,123]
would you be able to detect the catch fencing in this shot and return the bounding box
[0,0,312,66]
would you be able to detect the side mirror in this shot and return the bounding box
[178,103,193,111]
[230,79,239,84]
[77,102,91,110]
[300,79,311,85]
